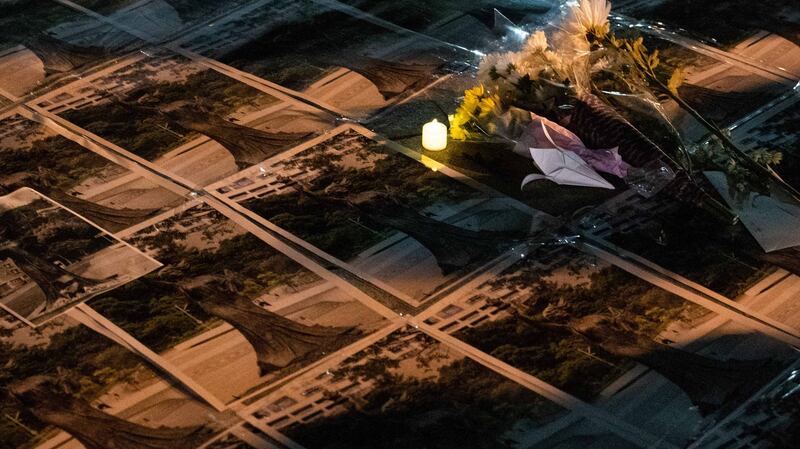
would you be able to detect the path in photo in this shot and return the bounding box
[0,188,161,326]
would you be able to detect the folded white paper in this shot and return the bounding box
[705,171,800,252]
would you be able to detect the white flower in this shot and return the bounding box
[477,53,501,83]
[566,0,612,39]
[524,30,549,53]
[477,51,522,84]
[590,56,611,73]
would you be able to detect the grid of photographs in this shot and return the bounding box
[2,1,799,449]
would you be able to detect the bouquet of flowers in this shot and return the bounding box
[448,0,794,225]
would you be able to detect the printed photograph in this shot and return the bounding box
[0,0,145,97]
[240,325,645,449]
[0,112,186,233]
[577,185,800,333]
[177,0,473,118]
[74,0,256,41]
[0,310,271,449]
[209,125,548,310]
[36,49,333,186]
[421,244,798,446]
[0,188,161,326]
[86,201,391,405]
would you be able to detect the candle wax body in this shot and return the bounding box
[422,119,447,151]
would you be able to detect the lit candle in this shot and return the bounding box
[422,119,447,151]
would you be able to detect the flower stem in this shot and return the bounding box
[652,77,800,202]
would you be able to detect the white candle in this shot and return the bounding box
[422,119,447,151]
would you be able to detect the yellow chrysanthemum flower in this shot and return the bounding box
[448,85,503,140]
[477,94,501,119]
